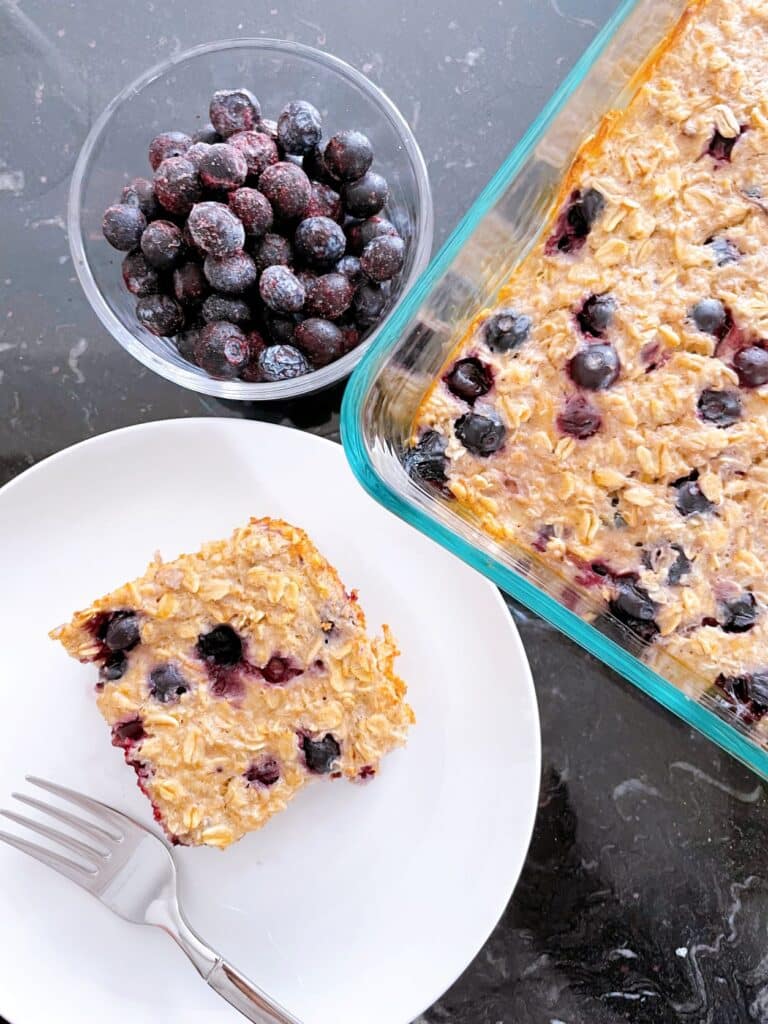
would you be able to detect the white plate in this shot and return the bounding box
[0,418,540,1024]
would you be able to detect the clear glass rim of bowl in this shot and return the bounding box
[67,37,434,401]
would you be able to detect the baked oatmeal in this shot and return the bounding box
[410,0,768,717]
[51,518,413,848]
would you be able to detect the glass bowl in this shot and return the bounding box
[68,39,433,400]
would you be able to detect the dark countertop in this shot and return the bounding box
[2,2,767,1022]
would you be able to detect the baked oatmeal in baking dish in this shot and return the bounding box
[410,0,768,714]
[51,518,413,848]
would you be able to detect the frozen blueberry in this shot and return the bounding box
[103,611,140,652]
[454,408,506,456]
[324,130,373,182]
[136,294,184,336]
[197,624,243,665]
[204,251,258,294]
[706,126,743,162]
[341,323,361,352]
[484,310,531,353]
[121,252,159,296]
[239,330,268,382]
[697,388,741,427]
[228,129,278,178]
[187,201,245,257]
[251,232,293,272]
[673,472,714,516]
[404,429,449,491]
[259,265,306,312]
[149,663,189,703]
[334,255,363,284]
[194,321,249,378]
[667,544,692,585]
[305,273,354,318]
[209,88,261,137]
[343,171,389,219]
[691,298,728,337]
[153,157,201,216]
[734,346,768,388]
[192,122,220,144]
[545,187,605,255]
[609,579,659,643]
[257,344,311,381]
[303,141,331,182]
[295,318,346,366]
[296,268,318,291]
[569,343,620,390]
[120,176,159,219]
[360,230,405,284]
[577,293,616,337]
[175,327,200,363]
[345,215,398,256]
[263,311,299,345]
[277,100,322,155]
[306,181,342,221]
[199,143,248,191]
[259,161,312,220]
[444,357,493,404]
[706,235,741,266]
[354,280,390,327]
[557,394,602,439]
[185,141,212,169]
[148,131,191,171]
[301,732,341,773]
[294,215,346,267]
[245,756,281,787]
[721,592,758,633]
[102,203,146,250]
[201,293,252,325]
[228,187,273,237]
[172,262,208,305]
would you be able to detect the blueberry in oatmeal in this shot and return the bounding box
[149,664,190,703]
[734,346,768,388]
[454,409,506,456]
[484,310,531,353]
[720,593,758,634]
[568,343,620,390]
[301,733,341,774]
[697,388,741,427]
[444,357,493,403]
[577,293,616,337]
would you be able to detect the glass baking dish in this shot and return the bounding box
[341,0,768,780]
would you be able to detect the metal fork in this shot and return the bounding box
[0,777,302,1024]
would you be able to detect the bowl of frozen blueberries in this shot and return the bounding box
[68,39,433,399]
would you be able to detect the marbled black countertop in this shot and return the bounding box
[2,1,767,1022]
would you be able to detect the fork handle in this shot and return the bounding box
[206,958,303,1024]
